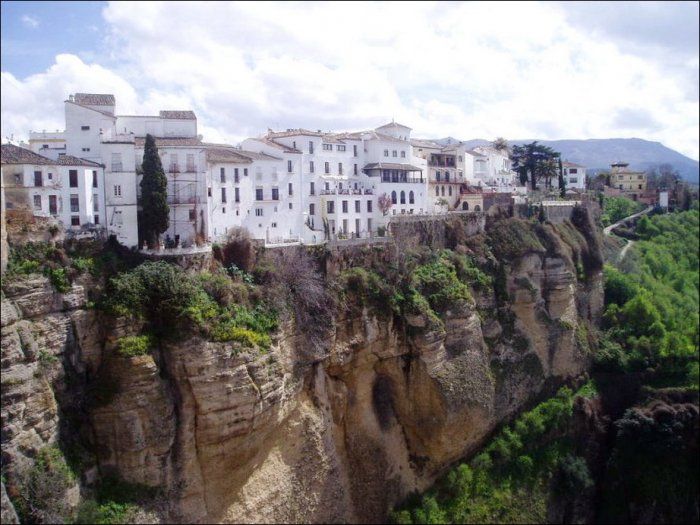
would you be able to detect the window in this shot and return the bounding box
[289,202,293,209]
[400,191,406,204]
[48,172,53,181]
[33,195,42,210]
[287,160,293,173]
[310,203,315,215]
[34,171,43,187]
[309,141,314,154]
[82,148,90,152]
[436,171,441,182]
[354,164,358,175]
[92,170,98,188]
[208,187,212,197]
[70,194,79,213]
[189,209,196,221]
[69,170,78,188]
[441,186,445,196]
[288,182,293,196]
[310,182,315,195]
[292,141,296,150]
[220,167,226,183]
[384,149,389,157]
[355,200,360,213]
[114,185,122,197]
[338,163,343,175]
[234,168,239,183]
[49,195,58,215]
[113,210,123,225]
[94,215,100,225]
[401,151,406,158]
[81,125,90,130]
[367,200,373,212]
[310,161,315,173]
[272,187,279,200]
[243,168,248,177]
[409,191,414,204]
[342,200,348,213]
[255,208,263,216]
[222,207,226,214]
[569,168,578,174]
[325,162,330,174]
[448,186,453,196]
[186,154,195,172]
[337,145,346,152]
[221,187,227,203]
[71,216,80,226]
[392,150,397,157]
[445,171,450,182]
[391,191,397,204]
[256,188,263,200]
[569,178,578,184]
[235,187,240,202]
[111,153,123,172]
[435,186,439,196]
[327,201,335,214]
[271,222,277,228]
[323,144,333,151]
[325,182,330,191]
[93,195,99,212]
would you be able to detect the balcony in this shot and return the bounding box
[380,176,424,184]
[168,164,180,174]
[166,195,201,205]
[319,188,374,196]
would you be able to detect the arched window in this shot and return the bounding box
[474,205,481,212]
[448,186,453,196]
[435,186,439,196]
[400,191,406,204]
[409,191,415,204]
[462,202,468,210]
[391,191,397,204]
[441,186,445,196]
[436,171,441,182]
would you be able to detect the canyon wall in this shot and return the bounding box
[1,212,603,523]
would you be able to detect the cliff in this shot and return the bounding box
[0,210,604,523]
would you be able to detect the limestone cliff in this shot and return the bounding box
[0,212,603,523]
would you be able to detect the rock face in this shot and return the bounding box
[0,215,604,523]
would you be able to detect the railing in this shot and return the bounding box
[166,195,200,205]
[380,177,424,184]
[169,164,180,174]
[319,188,373,196]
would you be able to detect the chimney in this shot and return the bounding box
[69,94,74,102]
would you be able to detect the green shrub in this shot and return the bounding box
[116,335,154,357]
[75,500,139,524]
[210,323,271,349]
[72,256,96,275]
[412,258,472,313]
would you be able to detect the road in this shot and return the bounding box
[603,205,653,263]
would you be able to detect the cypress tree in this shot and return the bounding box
[558,157,566,197]
[140,134,170,248]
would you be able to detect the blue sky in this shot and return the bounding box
[1,1,698,160]
[1,1,108,78]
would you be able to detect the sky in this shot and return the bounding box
[1,1,698,160]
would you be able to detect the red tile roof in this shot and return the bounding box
[1,144,54,165]
[159,110,196,120]
[73,93,115,106]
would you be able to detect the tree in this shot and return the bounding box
[558,156,566,197]
[491,137,509,153]
[378,192,393,216]
[140,134,170,247]
[509,141,560,191]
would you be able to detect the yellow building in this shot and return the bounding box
[611,162,646,191]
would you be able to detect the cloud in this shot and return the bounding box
[1,1,698,161]
[20,14,39,29]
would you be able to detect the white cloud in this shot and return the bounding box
[2,1,698,160]
[20,14,39,29]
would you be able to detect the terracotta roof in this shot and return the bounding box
[134,137,203,148]
[466,149,487,158]
[361,130,407,143]
[236,149,282,161]
[376,121,412,131]
[1,144,54,165]
[363,162,423,171]
[333,132,363,141]
[267,128,324,138]
[205,147,282,163]
[159,110,196,120]
[55,155,102,167]
[321,135,346,144]
[411,138,442,149]
[562,161,585,168]
[73,93,115,106]
[257,137,302,154]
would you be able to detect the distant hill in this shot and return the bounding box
[431,137,699,183]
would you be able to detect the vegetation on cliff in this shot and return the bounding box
[600,196,645,227]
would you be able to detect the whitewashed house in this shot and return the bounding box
[1,143,105,230]
[562,161,586,191]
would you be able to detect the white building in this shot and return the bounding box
[1,143,105,230]
[562,161,586,191]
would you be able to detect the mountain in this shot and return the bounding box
[432,137,699,183]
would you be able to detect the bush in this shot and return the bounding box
[412,258,472,313]
[116,335,154,357]
[44,267,70,293]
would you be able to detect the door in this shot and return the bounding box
[49,195,58,215]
